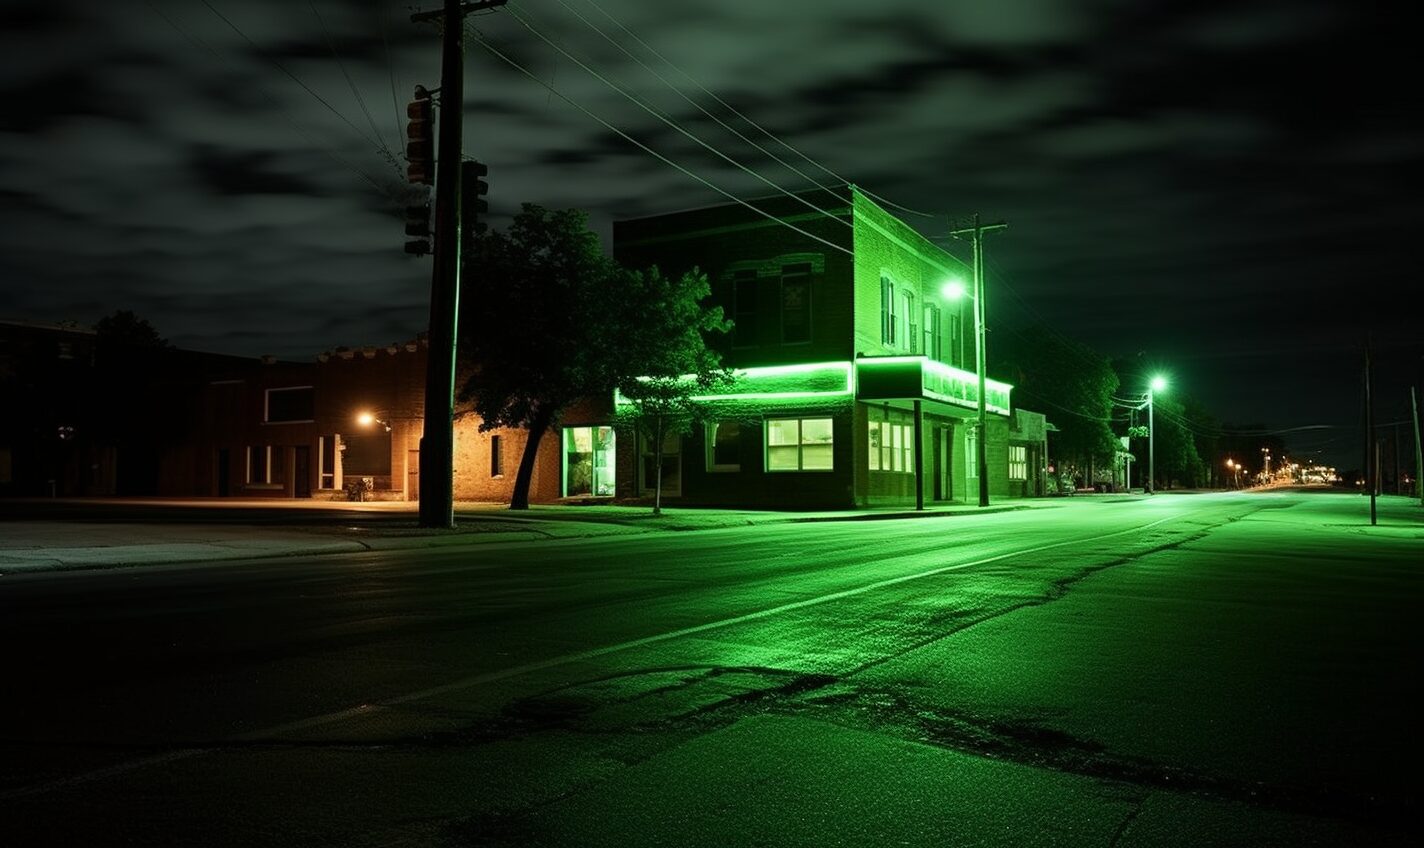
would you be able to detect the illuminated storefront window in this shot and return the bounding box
[767,418,833,471]
[564,426,616,496]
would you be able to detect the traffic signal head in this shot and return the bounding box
[404,202,431,238]
[406,86,435,185]
[461,159,488,215]
[404,198,431,255]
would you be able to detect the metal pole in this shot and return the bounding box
[1146,388,1155,495]
[1410,387,1422,506]
[973,215,989,507]
[1365,339,1376,525]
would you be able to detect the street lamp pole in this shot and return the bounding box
[949,213,1007,508]
[1144,375,1166,495]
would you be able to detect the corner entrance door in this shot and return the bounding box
[293,446,311,498]
[407,450,420,501]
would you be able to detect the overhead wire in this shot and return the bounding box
[500,5,855,231]
[464,22,854,257]
[308,0,398,172]
[147,0,398,200]
[197,0,402,179]
[569,0,937,221]
[377,0,408,156]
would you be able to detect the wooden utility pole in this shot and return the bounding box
[949,214,1007,508]
[1411,387,1422,506]
[411,0,507,528]
[1365,339,1376,526]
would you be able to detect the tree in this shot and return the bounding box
[994,324,1119,484]
[457,205,728,510]
[613,266,731,513]
[93,310,168,348]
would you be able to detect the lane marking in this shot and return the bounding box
[4,509,1193,799]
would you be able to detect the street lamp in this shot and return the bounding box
[1146,375,1166,495]
[356,410,391,432]
[1225,458,1239,489]
[941,274,989,506]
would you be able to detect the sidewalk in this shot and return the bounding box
[0,496,1063,574]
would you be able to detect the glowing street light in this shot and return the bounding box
[356,410,391,432]
[1146,375,1167,495]
[941,273,989,506]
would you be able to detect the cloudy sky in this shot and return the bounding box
[3,0,1419,470]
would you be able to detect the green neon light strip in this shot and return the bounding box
[614,361,854,405]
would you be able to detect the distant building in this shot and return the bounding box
[175,339,562,503]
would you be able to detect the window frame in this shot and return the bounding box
[1009,445,1028,481]
[765,417,834,472]
[263,385,315,424]
[706,420,743,472]
[779,263,813,345]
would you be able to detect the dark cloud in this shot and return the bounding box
[1,0,1419,470]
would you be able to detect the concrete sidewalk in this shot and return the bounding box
[0,497,1063,574]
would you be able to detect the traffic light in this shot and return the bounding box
[461,159,488,239]
[406,85,435,185]
[404,199,431,256]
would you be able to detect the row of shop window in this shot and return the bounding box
[562,418,1023,490]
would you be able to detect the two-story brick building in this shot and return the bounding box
[173,339,564,502]
[568,185,1049,508]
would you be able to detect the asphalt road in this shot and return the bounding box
[1,490,1419,846]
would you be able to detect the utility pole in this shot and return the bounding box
[411,0,507,529]
[1365,338,1376,525]
[950,213,1007,508]
[1411,387,1422,506]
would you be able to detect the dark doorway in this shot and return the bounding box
[216,448,230,497]
[407,450,419,501]
[293,446,311,498]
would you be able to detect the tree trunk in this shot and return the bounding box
[510,404,555,510]
[653,415,664,516]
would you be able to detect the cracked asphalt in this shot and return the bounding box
[1,489,1419,846]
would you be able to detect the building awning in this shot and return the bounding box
[855,356,1012,416]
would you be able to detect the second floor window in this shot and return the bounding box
[923,305,941,361]
[880,276,896,346]
[733,270,758,348]
[781,263,812,344]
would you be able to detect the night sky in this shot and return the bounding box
[3,1,1419,471]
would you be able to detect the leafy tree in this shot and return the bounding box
[457,204,728,510]
[993,324,1119,482]
[613,263,731,514]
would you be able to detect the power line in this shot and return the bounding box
[148,0,398,200]
[377,0,406,151]
[500,5,854,231]
[197,0,400,176]
[570,0,937,221]
[542,0,843,199]
[464,23,855,257]
[308,0,395,166]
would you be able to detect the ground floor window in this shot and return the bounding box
[766,417,833,471]
[868,420,913,472]
[640,429,682,496]
[490,434,504,478]
[319,435,337,489]
[564,426,616,497]
[1009,445,1028,480]
[246,445,282,484]
[707,421,742,472]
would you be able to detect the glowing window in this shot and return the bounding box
[767,417,833,472]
